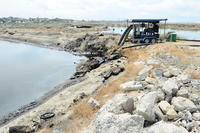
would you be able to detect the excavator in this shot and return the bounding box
[118,19,168,46]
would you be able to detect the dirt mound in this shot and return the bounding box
[64,33,116,57]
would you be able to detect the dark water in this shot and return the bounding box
[0,40,83,118]
[103,27,200,40]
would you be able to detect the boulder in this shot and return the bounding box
[87,113,144,133]
[188,93,200,105]
[178,74,191,84]
[99,94,134,114]
[87,94,144,133]
[162,79,178,96]
[120,81,143,91]
[145,77,156,84]
[158,101,178,120]
[155,105,168,121]
[163,71,173,78]
[145,84,155,90]
[111,67,124,75]
[166,108,179,120]
[178,111,193,122]
[158,101,171,114]
[152,68,164,78]
[138,65,153,76]
[177,87,189,98]
[169,67,182,76]
[193,112,200,121]
[185,121,199,132]
[171,97,197,112]
[136,91,164,122]
[144,121,189,133]
[136,73,148,81]
[156,54,181,66]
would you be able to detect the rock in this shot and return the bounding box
[9,126,32,133]
[177,87,189,98]
[169,67,182,76]
[88,97,100,108]
[158,101,178,120]
[99,94,134,114]
[87,94,144,133]
[178,74,191,84]
[163,71,173,78]
[171,97,197,112]
[162,79,178,96]
[166,108,179,120]
[157,54,182,66]
[102,70,112,80]
[138,65,153,76]
[155,105,168,121]
[87,113,144,133]
[152,68,164,78]
[193,112,200,121]
[191,79,200,89]
[8,32,15,35]
[136,91,164,122]
[65,33,110,56]
[188,93,200,105]
[185,122,196,132]
[145,84,155,90]
[120,81,143,91]
[147,57,160,65]
[133,61,144,66]
[145,77,156,84]
[111,67,123,75]
[74,58,102,78]
[144,121,189,133]
[158,101,172,114]
[179,111,193,122]
[136,73,148,81]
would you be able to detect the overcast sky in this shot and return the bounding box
[1,0,200,23]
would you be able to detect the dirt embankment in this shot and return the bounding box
[0,22,126,132]
[59,41,200,133]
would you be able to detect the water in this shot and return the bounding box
[0,40,84,118]
[103,27,200,40]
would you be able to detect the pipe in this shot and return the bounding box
[118,24,133,46]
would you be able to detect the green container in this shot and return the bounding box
[167,33,176,42]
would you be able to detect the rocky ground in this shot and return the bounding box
[34,41,200,133]
[88,53,200,133]
[0,22,200,133]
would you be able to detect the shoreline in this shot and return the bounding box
[0,37,64,51]
[0,24,128,132]
[0,77,86,127]
[0,32,123,128]
[0,37,87,126]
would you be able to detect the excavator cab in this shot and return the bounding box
[118,19,167,46]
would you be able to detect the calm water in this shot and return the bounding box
[0,40,83,118]
[103,27,200,40]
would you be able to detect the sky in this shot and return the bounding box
[0,0,200,23]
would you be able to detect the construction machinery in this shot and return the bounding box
[118,19,168,46]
